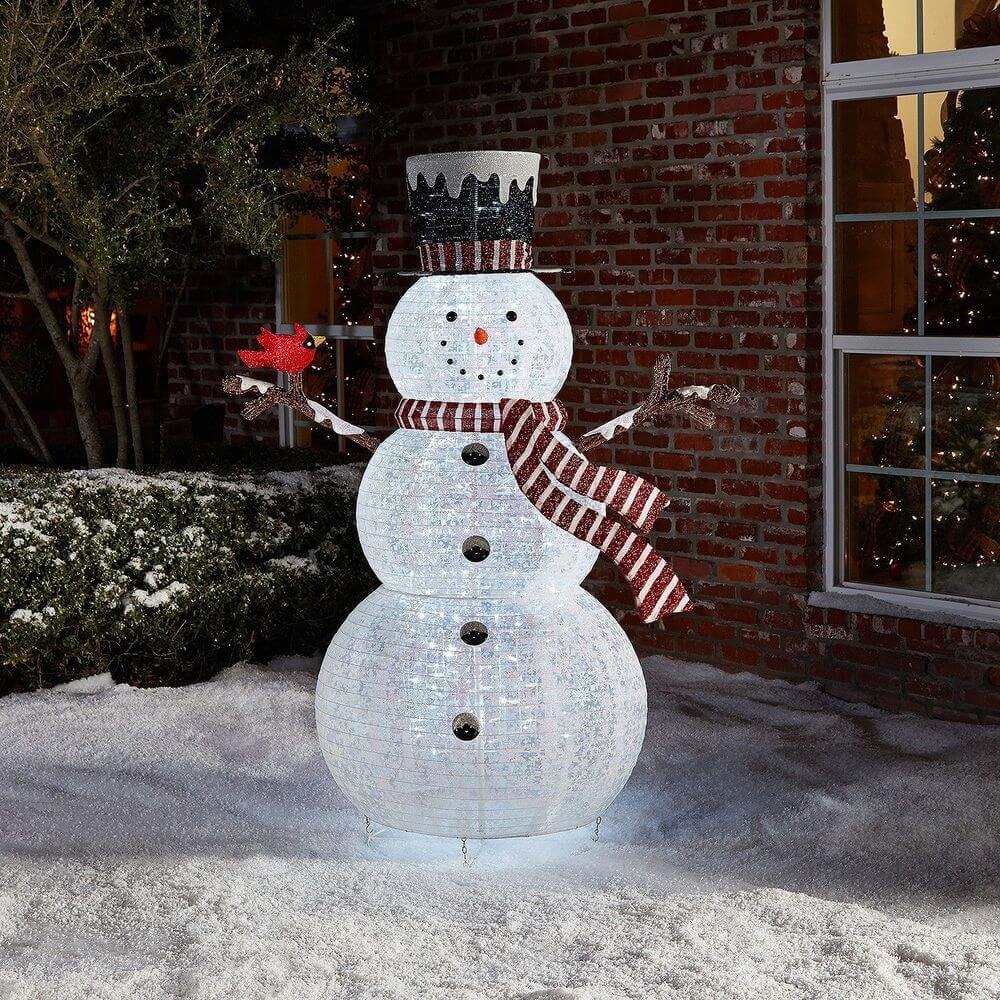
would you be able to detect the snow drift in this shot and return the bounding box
[0,657,997,999]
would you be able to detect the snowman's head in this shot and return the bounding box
[385,272,572,402]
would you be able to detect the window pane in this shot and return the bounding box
[331,238,374,327]
[284,211,326,238]
[281,237,375,328]
[833,1,999,61]
[342,340,380,426]
[925,87,1000,211]
[832,0,917,62]
[296,337,380,452]
[846,354,925,468]
[932,356,1000,475]
[925,1,1000,54]
[925,218,1000,337]
[846,471,927,590]
[835,96,919,214]
[933,480,1000,599]
[281,238,330,325]
[836,221,918,335]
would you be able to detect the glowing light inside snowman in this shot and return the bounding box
[315,151,683,840]
[386,271,572,402]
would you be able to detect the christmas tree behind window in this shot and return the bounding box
[857,8,1000,597]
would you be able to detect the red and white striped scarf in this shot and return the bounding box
[417,239,532,274]
[395,398,691,623]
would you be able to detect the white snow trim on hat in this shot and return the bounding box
[405,150,541,204]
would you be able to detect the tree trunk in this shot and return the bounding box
[93,296,129,468]
[0,382,42,462]
[1,221,106,468]
[69,375,104,468]
[0,366,52,464]
[115,299,145,471]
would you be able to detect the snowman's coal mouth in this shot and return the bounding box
[444,338,521,378]
[449,360,518,378]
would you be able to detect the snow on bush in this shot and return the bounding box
[0,465,373,692]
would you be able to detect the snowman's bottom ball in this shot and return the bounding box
[315,586,647,840]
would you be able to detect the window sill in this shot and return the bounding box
[809,588,1000,631]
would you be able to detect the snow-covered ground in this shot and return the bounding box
[1,656,998,1000]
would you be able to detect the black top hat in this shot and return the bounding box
[405,150,556,275]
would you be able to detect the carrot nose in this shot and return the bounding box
[474,327,489,345]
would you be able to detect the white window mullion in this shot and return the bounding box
[826,48,1000,97]
[833,337,1000,356]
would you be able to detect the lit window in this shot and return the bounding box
[826,5,1000,610]
[276,150,377,453]
[831,0,996,62]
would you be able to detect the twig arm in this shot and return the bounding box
[574,353,740,454]
[222,374,381,454]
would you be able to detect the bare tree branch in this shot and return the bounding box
[157,267,188,372]
[0,363,52,464]
[1,218,78,371]
[0,196,90,273]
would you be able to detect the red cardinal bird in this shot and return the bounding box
[238,323,326,375]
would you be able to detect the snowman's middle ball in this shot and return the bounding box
[357,427,601,596]
[386,272,572,402]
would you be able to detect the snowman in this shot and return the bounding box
[223,150,737,842]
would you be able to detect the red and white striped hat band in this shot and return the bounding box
[395,397,692,623]
[417,239,533,274]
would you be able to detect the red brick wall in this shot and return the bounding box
[368,0,1000,722]
[167,253,278,447]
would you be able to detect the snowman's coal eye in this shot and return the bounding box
[448,359,454,365]
[440,340,447,346]
[517,339,524,346]
[506,311,517,321]
[446,311,457,322]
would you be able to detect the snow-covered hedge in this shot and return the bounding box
[0,465,374,693]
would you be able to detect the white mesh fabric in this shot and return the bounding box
[356,429,600,597]
[385,273,572,403]
[315,587,646,839]
[315,249,650,840]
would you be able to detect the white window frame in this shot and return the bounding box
[822,0,1000,619]
[273,231,376,449]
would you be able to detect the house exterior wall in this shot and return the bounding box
[166,253,278,447]
[367,0,1000,723]
[164,0,1000,721]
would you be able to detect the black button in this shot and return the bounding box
[462,443,489,466]
[452,712,480,741]
[460,621,488,645]
[462,536,490,562]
